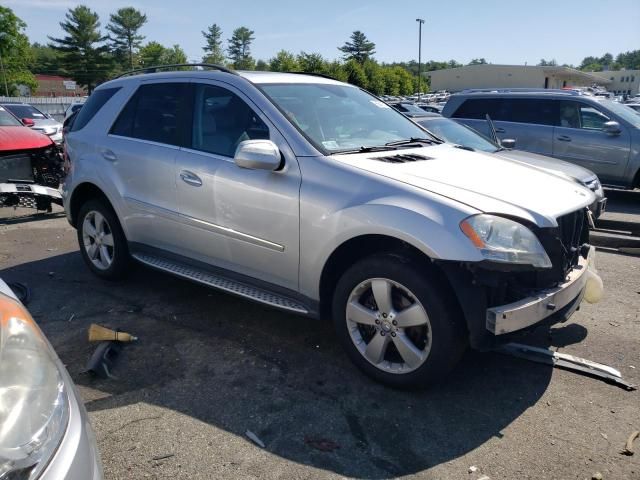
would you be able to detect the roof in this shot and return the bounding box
[35,74,75,82]
[427,64,611,85]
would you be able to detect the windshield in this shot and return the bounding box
[0,107,21,126]
[417,118,498,153]
[3,104,46,120]
[598,99,640,129]
[259,83,434,153]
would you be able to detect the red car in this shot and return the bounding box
[0,106,63,212]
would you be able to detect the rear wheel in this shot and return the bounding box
[77,199,129,279]
[332,254,466,388]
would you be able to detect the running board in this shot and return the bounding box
[131,252,309,314]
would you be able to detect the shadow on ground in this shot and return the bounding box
[1,250,580,479]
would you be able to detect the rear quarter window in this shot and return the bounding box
[70,87,121,132]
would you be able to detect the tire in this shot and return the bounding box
[77,199,130,280]
[332,253,467,389]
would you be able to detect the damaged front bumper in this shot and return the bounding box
[440,246,602,350]
[0,182,63,210]
[487,246,600,335]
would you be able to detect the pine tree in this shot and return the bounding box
[338,31,376,64]
[48,6,112,93]
[106,7,147,70]
[202,23,224,64]
[227,27,255,70]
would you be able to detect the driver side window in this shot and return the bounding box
[558,101,610,130]
[191,84,269,157]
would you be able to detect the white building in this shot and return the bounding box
[590,70,640,96]
[427,64,610,92]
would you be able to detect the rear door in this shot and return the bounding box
[174,81,301,291]
[552,100,630,185]
[107,81,190,250]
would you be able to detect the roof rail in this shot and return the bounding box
[459,88,582,95]
[115,63,237,79]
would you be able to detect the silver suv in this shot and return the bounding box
[62,66,602,388]
[442,89,640,189]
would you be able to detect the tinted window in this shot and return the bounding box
[111,83,189,146]
[451,98,504,120]
[191,84,269,157]
[558,101,610,130]
[71,88,120,132]
[3,104,46,120]
[503,98,556,125]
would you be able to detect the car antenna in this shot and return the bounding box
[485,113,499,145]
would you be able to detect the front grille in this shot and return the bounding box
[535,209,589,285]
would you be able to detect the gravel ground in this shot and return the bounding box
[1,204,639,480]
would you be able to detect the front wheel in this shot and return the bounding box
[332,254,467,389]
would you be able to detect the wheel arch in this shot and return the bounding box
[318,234,455,319]
[69,182,116,228]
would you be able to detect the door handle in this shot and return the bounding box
[494,127,506,133]
[557,135,572,142]
[180,170,202,187]
[101,149,117,162]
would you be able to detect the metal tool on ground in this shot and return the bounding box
[497,343,637,391]
[88,323,138,342]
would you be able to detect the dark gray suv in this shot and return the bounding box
[443,90,640,189]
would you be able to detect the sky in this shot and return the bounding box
[5,0,640,67]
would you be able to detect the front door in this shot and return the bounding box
[175,82,301,291]
[553,100,631,185]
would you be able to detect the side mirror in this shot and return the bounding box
[500,138,516,149]
[22,118,35,127]
[602,121,621,135]
[233,140,282,171]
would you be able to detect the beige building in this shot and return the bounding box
[427,64,610,92]
[590,70,640,96]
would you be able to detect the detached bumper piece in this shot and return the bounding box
[0,182,63,211]
[487,246,599,335]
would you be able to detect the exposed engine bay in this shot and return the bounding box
[0,145,64,212]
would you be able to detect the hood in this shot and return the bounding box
[0,126,53,151]
[30,118,62,129]
[494,149,597,184]
[332,144,595,228]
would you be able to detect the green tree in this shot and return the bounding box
[322,60,348,82]
[0,7,36,95]
[48,5,112,93]
[537,59,557,66]
[255,59,269,71]
[297,52,325,73]
[615,50,640,70]
[363,60,385,95]
[468,58,488,65]
[338,31,376,64]
[343,59,367,88]
[138,41,165,67]
[269,50,298,72]
[29,42,61,74]
[161,44,187,65]
[202,23,224,64]
[227,27,255,69]
[107,7,147,70]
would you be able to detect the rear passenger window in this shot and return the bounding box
[451,98,503,120]
[503,99,556,126]
[191,84,269,157]
[70,87,120,132]
[110,83,190,146]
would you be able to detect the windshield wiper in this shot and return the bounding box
[384,137,441,147]
[333,145,399,154]
[453,144,475,152]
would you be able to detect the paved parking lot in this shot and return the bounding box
[1,201,639,480]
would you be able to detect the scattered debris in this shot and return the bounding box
[592,472,603,480]
[48,271,55,277]
[468,465,479,473]
[68,313,75,322]
[152,453,174,461]
[478,475,491,480]
[630,365,636,369]
[245,430,265,448]
[88,323,138,342]
[601,433,608,440]
[85,341,122,379]
[496,343,638,391]
[621,430,639,456]
[609,322,620,327]
[304,435,340,452]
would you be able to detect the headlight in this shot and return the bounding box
[0,293,69,479]
[460,214,552,268]
[41,126,58,135]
